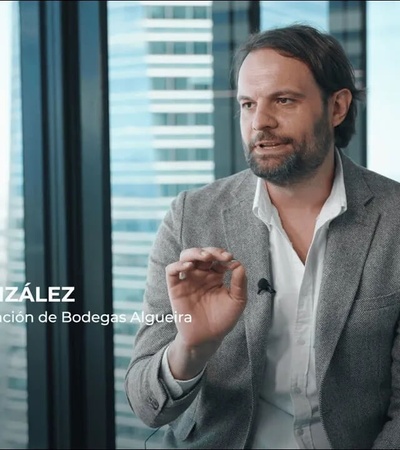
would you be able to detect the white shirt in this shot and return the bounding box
[161,149,347,449]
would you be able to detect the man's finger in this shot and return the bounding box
[229,263,247,304]
[208,260,238,274]
[179,247,233,263]
[166,261,194,279]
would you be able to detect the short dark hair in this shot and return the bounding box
[232,25,365,149]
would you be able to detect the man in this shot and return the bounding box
[125,25,400,449]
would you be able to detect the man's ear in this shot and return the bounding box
[331,88,352,127]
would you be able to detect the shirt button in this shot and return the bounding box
[296,428,304,436]
[297,338,306,346]
[293,387,302,395]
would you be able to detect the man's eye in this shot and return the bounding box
[277,98,294,105]
[241,102,253,109]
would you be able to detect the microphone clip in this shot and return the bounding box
[257,278,276,295]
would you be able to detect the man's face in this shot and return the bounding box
[237,48,335,186]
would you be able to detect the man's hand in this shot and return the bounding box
[165,247,247,379]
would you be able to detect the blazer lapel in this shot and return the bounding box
[222,171,274,405]
[219,156,379,411]
[315,153,381,388]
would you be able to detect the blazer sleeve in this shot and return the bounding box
[372,317,400,448]
[124,191,204,428]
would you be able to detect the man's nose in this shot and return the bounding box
[252,106,278,131]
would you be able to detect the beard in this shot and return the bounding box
[243,106,334,186]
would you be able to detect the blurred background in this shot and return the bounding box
[0,1,399,448]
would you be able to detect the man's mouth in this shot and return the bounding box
[255,141,287,148]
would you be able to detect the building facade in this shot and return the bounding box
[108,1,214,448]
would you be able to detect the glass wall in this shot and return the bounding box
[7,1,400,447]
[107,1,214,448]
[0,1,28,448]
[366,1,400,181]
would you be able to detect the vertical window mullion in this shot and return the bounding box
[77,1,115,448]
[19,1,52,447]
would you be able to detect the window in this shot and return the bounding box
[0,2,28,448]
[174,77,188,90]
[195,148,213,160]
[367,1,400,181]
[147,5,165,19]
[151,77,167,90]
[172,42,187,54]
[193,6,208,19]
[154,148,175,161]
[195,113,212,125]
[148,42,167,54]
[194,41,208,54]
[189,77,211,90]
[107,1,214,448]
[175,113,188,126]
[153,113,168,126]
[172,6,186,19]
[175,148,190,161]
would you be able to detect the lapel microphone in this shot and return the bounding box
[257,278,276,295]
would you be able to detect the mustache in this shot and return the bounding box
[249,132,292,148]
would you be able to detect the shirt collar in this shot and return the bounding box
[252,148,347,230]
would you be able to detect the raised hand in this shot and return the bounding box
[165,247,247,379]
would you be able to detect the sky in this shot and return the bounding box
[0,1,12,227]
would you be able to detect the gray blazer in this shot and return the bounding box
[125,152,400,449]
